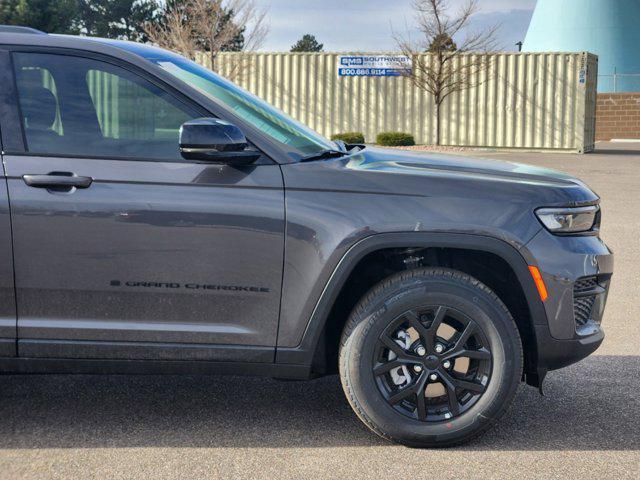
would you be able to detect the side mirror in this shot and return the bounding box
[179,118,261,165]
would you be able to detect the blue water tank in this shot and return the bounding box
[523,0,640,92]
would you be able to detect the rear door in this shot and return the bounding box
[0,49,17,357]
[2,49,284,362]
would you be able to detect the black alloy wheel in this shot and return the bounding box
[373,306,492,422]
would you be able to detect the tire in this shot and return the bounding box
[339,267,523,447]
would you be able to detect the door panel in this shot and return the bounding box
[5,50,285,361]
[5,155,284,355]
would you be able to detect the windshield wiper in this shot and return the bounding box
[301,149,348,162]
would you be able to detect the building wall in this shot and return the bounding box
[203,52,597,152]
[596,93,640,140]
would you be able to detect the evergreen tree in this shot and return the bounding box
[290,34,323,52]
[427,33,457,53]
[0,0,79,34]
[77,0,159,41]
[0,0,159,40]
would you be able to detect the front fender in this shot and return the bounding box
[275,232,548,365]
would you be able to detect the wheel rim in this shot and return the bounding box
[372,305,493,422]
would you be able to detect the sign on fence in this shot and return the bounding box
[337,55,412,77]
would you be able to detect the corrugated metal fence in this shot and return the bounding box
[197,52,598,152]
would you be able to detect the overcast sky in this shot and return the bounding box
[256,0,536,52]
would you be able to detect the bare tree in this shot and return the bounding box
[145,0,268,74]
[396,0,499,145]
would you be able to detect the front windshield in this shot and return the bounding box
[145,54,335,156]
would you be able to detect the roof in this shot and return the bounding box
[0,25,45,34]
[0,31,168,63]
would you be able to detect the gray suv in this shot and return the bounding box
[0,27,613,447]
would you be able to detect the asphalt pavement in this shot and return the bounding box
[0,141,638,479]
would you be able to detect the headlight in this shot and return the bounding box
[535,205,599,234]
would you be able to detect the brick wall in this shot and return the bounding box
[596,93,640,141]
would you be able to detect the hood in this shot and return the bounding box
[281,147,599,249]
[349,147,584,188]
[306,147,600,207]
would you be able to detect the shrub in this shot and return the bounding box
[376,132,415,147]
[330,132,366,144]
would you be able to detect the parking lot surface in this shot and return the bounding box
[0,142,638,479]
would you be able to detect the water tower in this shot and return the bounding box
[522,0,640,92]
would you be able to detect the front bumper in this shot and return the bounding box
[534,324,604,372]
[524,229,613,371]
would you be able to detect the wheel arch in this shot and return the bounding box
[276,232,548,381]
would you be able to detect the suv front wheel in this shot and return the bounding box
[339,268,523,447]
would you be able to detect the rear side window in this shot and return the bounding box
[13,52,199,160]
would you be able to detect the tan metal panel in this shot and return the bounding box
[194,52,597,152]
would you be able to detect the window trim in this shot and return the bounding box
[2,46,274,165]
[0,48,26,153]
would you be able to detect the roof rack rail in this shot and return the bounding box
[0,25,46,34]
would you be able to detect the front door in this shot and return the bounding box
[3,50,284,361]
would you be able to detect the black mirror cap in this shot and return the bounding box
[180,117,247,152]
[179,118,259,164]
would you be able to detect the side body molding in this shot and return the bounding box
[275,232,548,365]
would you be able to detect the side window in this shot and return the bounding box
[13,52,199,160]
[15,65,63,136]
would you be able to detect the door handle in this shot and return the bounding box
[23,173,93,189]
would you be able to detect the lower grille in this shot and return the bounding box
[574,295,596,326]
[574,276,598,294]
[573,276,598,327]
